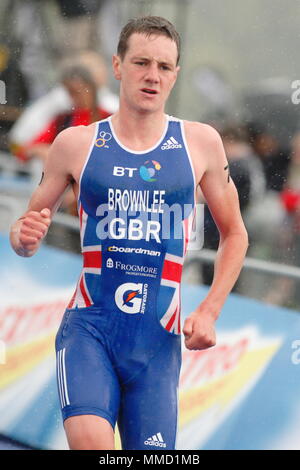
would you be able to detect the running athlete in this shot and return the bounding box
[10,16,248,450]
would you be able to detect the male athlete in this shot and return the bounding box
[10,16,248,450]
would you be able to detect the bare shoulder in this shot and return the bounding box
[182,120,225,184]
[183,120,223,150]
[50,122,96,155]
[46,122,97,181]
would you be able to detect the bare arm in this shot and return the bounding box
[183,125,248,349]
[198,128,248,313]
[10,127,76,257]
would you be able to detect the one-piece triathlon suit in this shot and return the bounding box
[55,115,196,450]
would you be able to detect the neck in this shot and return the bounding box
[111,102,167,150]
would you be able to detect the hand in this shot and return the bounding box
[17,208,51,256]
[183,309,216,351]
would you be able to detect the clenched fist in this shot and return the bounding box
[14,208,51,257]
[183,310,217,351]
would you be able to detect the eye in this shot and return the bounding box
[160,64,172,71]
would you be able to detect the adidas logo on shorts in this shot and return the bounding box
[161,136,182,150]
[144,432,166,447]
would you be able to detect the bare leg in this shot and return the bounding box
[64,415,115,450]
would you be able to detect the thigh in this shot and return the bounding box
[55,310,121,431]
[117,335,181,450]
[64,414,115,450]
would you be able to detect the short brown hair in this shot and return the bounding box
[117,16,181,65]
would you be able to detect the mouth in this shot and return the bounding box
[141,88,158,95]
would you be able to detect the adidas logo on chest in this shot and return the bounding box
[161,136,182,150]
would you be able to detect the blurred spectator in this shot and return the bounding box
[56,0,103,17]
[280,131,300,262]
[14,63,112,220]
[262,131,300,307]
[17,64,111,163]
[247,121,290,192]
[0,39,29,150]
[201,124,265,286]
[12,0,55,101]
[55,0,105,56]
[9,51,118,158]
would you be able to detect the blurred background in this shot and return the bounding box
[1,0,300,450]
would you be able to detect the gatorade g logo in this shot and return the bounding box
[115,282,148,314]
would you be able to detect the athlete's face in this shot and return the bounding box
[113,33,180,114]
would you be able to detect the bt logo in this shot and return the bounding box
[139,160,161,182]
[113,167,137,177]
[113,160,162,182]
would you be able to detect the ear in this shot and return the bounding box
[112,54,121,81]
[170,65,180,89]
[174,65,180,80]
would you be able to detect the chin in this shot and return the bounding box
[137,101,163,114]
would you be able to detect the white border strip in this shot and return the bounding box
[108,114,169,154]
[57,350,64,408]
[77,120,102,204]
[165,253,184,265]
[62,348,70,406]
[82,245,102,252]
[57,348,70,408]
[58,350,65,408]
[180,120,197,208]
[84,267,101,275]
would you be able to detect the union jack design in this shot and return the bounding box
[159,208,196,334]
[68,244,102,308]
[68,203,102,308]
[160,253,183,334]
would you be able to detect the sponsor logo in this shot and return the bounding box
[113,161,162,183]
[144,432,166,448]
[161,136,182,150]
[106,258,114,268]
[139,160,161,182]
[95,131,112,148]
[115,282,148,314]
[107,246,161,257]
[113,166,137,177]
[114,261,157,278]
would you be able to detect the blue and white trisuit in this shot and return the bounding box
[55,114,196,450]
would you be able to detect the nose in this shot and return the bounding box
[144,62,160,83]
